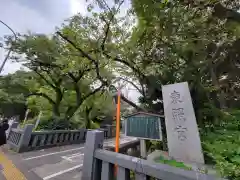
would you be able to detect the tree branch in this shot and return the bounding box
[68,67,94,83]
[96,0,111,11]
[34,69,57,90]
[117,77,144,96]
[67,72,82,104]
[57,32,96,62]
[68,72,78,83]
[98,0,146,80]
[120,94,144,111]
[32,60,61,69]
[65,84,105,120]
[82,84,105,102]
[26,92,55,105]
[102,51,145,79]
[56,31,108,85]
[213,3,240,23]
[101,0,124,51]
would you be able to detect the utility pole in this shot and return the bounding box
[0,20,17,74]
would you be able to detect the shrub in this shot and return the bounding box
[202,110,240,179]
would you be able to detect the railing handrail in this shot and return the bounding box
[82,130,223,180]
[104,139,139,152]
[32,129,86,135]
[95,149,218,180]
[7,123,116,153]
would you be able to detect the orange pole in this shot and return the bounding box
[115,89,121,152]
[114,89,121,175]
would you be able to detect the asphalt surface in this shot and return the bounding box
[5,135,137,180]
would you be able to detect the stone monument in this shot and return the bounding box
[162,82,204,164]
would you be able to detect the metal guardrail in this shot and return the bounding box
[82,130,223,180]
[7,123,115,153]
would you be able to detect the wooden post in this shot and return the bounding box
[82,130,104,180]
[18,124,34,152]
[140,139,147,159]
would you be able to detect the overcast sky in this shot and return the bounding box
[0,0,140,103]
[0,0,88,74]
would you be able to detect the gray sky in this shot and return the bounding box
[0,0,87,74]
[0,0,140,103]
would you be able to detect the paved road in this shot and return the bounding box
[5,135,137,180]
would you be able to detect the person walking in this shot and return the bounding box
[0,119,9,147]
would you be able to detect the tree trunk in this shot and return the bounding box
[210,67,226,109]
[209,46,227,110]
[85,107,93,129]
[52,105,60,118]
[52,89,63,118]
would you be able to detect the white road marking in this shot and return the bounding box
[59,138,134,162]
[43,164,83,180]
[66,153,84,159]
[61,156,74,162]
[23,137,136,161]
[23,147,84,161]
[61,153,84,162]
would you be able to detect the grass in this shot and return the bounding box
[154,156,192,170]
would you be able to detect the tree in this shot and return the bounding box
[6,0,240,130]
[0,71,32,119]
[72,91,115,129]
[4,1,141,129]
[56,0,144,110]
[128,0,240,125]
[6,32,110,128]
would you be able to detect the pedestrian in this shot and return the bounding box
[0,119,9,147]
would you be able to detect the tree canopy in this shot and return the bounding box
[0,71,31,119]
[3,0,240,129]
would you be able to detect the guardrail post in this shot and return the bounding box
[105,125,113,138]
[18,124,34,152]
[82,130,104,180]
[6,122,19,139]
